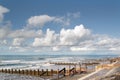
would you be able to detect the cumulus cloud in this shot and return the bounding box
[0,27,8,38]
[0,6,119,53]
[30,24,120,53]
[32,38,42,47]
[60,24,91,45]
[33,29,57,47]
[27,15,55,27]
[96,36,120,50]
[0,5,9,22]
[0,27,43,39]
[52,46,60,51]
[12,38,25,46]
[27,14,73,28]
[1,22,120,53]
[8,29,43,38]
[0,26,10,39]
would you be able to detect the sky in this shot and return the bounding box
[0,0,120,55]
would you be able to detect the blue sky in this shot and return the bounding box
[0,0,120,55]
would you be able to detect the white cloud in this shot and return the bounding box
[0,5,9,22]
[67,12,80,18]
[0,39,7,45]
[27,15,55,27]
[0,28,8,38]
[27,14,73,28]
[0,26,10,39]
[32,38,42,47]
[31,24,120,53]
[9,46,29,52]
[54,17,70,26]
[12,38,25,46]
[52,46,60,51]
[95,36,120,50]
[70,46,96,51]
[97,36,113,46]
[0,27,43,39]
[60,24,91,45]
[44,29,57,45]
[33,29,57,47]
[0,6,120,53]
[3,40,7,44]
[1,22,120,53]
[8,29,43,38]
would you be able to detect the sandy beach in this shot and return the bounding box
[0,73,44,80]
[78,58,120,80]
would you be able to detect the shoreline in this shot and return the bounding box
[0,56,120,80]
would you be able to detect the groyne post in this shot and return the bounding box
[51,69,53,76]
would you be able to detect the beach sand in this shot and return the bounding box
[78,60,120,80]
[60,72,92,80]
[0,73,44,80]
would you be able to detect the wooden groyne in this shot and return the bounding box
[110,57,120,63]
[0,68,62,76]
[50,62,77,65]
[0,62,100,79]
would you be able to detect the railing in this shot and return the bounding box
[69,67,76,76]
[57,68,66,79]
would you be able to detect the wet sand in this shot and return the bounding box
[0,73,44,80]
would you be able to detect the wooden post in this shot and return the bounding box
[33,70,36,76]
[11,69,13,74]
[79,62,81,73]
[46,69,48,76]
[85,64,87,72]
[1,69,3,72]
[64,68,66,76]
[51,69,53,76]
[14,69,16,74]
[41,69,44,72]
[2,69,4,73]
[30,70,32,76]
[41,69,44,76]
[57,69,59,79]
[27,70,30,75]
[31,70,34,76]
[22,70,24,74]
[7,69,9,73]
[12,69,14,74]
[37,69,39,76]
[20,69,22,74]
[5,69,7,73]
[18,69,20,74]
[26,69,29,75]
[74,65,76,73]
[68,65,70,76]
[25,70,28,75]
[8,69,10,73]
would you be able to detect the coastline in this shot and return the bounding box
[0,56,120,80]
